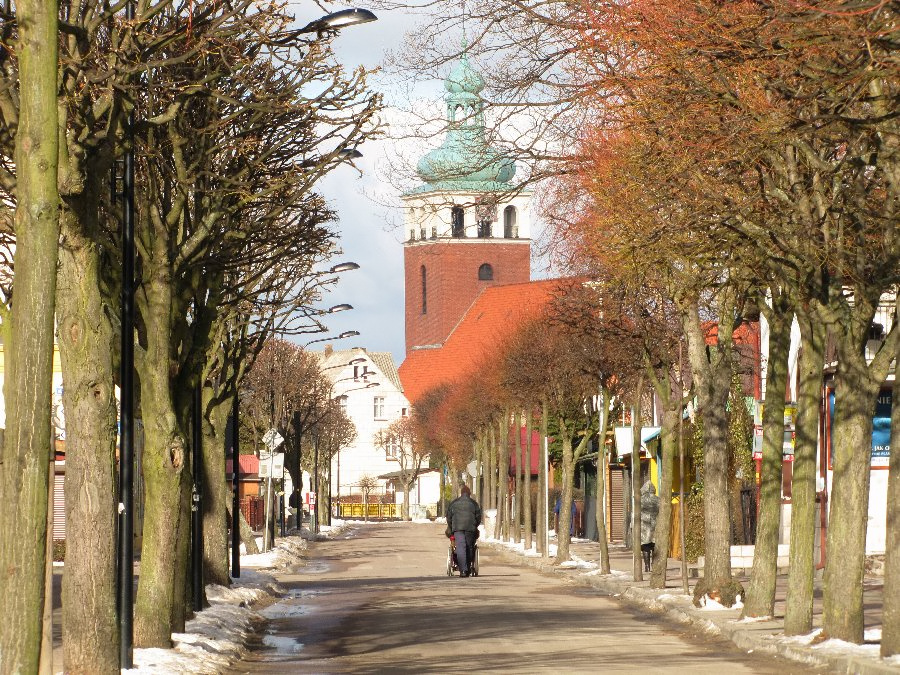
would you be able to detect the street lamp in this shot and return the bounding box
[278,8,378,42]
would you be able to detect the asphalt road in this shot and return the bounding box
[227,522,817,674]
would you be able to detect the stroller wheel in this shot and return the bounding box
[472,546,479,577]
[446,549,453,577]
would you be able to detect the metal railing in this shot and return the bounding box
[337,502,398,519]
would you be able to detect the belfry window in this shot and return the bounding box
[451,206,465,238]
[503,205,517,238]
[478,263,494,281]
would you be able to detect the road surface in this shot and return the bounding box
[227,522,816,674]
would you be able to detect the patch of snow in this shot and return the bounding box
[864,627,882,642]
[127,537,308,673]
[259,601,311,619]
[582,568,630,578]
[697,594,738,611]
[733,615,773,624]
[813,638,880,659]
[778,628,823,646]
[261,635,304,653]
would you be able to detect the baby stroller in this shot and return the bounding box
[446,534,479,577]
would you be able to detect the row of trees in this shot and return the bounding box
[0,2,379,672]
[377,0,898,654]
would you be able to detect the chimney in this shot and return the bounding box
[324,344,333,356]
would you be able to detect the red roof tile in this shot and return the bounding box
[399,278,564,404]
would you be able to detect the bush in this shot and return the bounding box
[685,487,705,563]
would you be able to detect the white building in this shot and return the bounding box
[313,346,440,518]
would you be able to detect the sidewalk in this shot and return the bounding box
[483,535,899,674]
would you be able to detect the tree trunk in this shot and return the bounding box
[0,2,59,670]
[403,480,411,521]
[487,425,496,511]
[497,414,510,541]
[523,412,534,552]
[682,301,739,605]
[631,382,644,582]
[513,411,523,542]
[225,503,260,555]
[743,305,790,618]
[201,393,231,587]
[554,427,574,563]
[133,277,189,647]
[882,328,900,656]
[784,311,825,633]
[538,403,549,556]
[57,202,119,673]
[594,387,611,574]
[650,401,679,588]
[822,352,881,642]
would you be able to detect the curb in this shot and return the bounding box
[483,542,900,674]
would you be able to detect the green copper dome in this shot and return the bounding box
[414,51,516,192]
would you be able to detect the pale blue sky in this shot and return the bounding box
[295,5,423,365]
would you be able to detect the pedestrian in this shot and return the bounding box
[640,481,660,572]
[446,484,482,577]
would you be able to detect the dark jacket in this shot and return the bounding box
[447,494,482,533]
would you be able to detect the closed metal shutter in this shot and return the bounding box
[52,473,66,541]
[609,467,625,541]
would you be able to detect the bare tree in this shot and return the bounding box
[375,416,428,521]
[357,475,380,522]
[0,1,59,671]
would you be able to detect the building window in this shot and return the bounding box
[421,265,427,314]
[478,263,494,281]
[385,436,399,460]
[504,205,517,238]
[477,220,492,238]
[451,206,465,238]
[401,407,408,417]
[337,395,348,415]
[373,396,385,419]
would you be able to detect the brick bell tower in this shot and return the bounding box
[402,50,531,354]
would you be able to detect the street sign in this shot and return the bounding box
[259,453,284,476]
[263,428,284,451]
[307,491,317,507]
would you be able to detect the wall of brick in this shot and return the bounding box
[404,239,531,352]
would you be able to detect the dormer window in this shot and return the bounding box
[478,263,494,281]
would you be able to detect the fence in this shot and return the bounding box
[337,502,398,520]
[240,495,265,531]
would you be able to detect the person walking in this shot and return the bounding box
[447,484,482,577]
[640,481,660,572]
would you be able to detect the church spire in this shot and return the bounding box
[414,47,515,192]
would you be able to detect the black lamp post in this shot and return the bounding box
[231,393,240,578]
[116,2,136,669]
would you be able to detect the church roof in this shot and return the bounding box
[398,278,564,403]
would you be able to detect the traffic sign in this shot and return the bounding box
[263,428,284,451]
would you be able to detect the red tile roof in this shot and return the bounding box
[399,278,564,404]
[226,455,259,476]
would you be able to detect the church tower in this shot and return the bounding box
[403,51,532,354]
